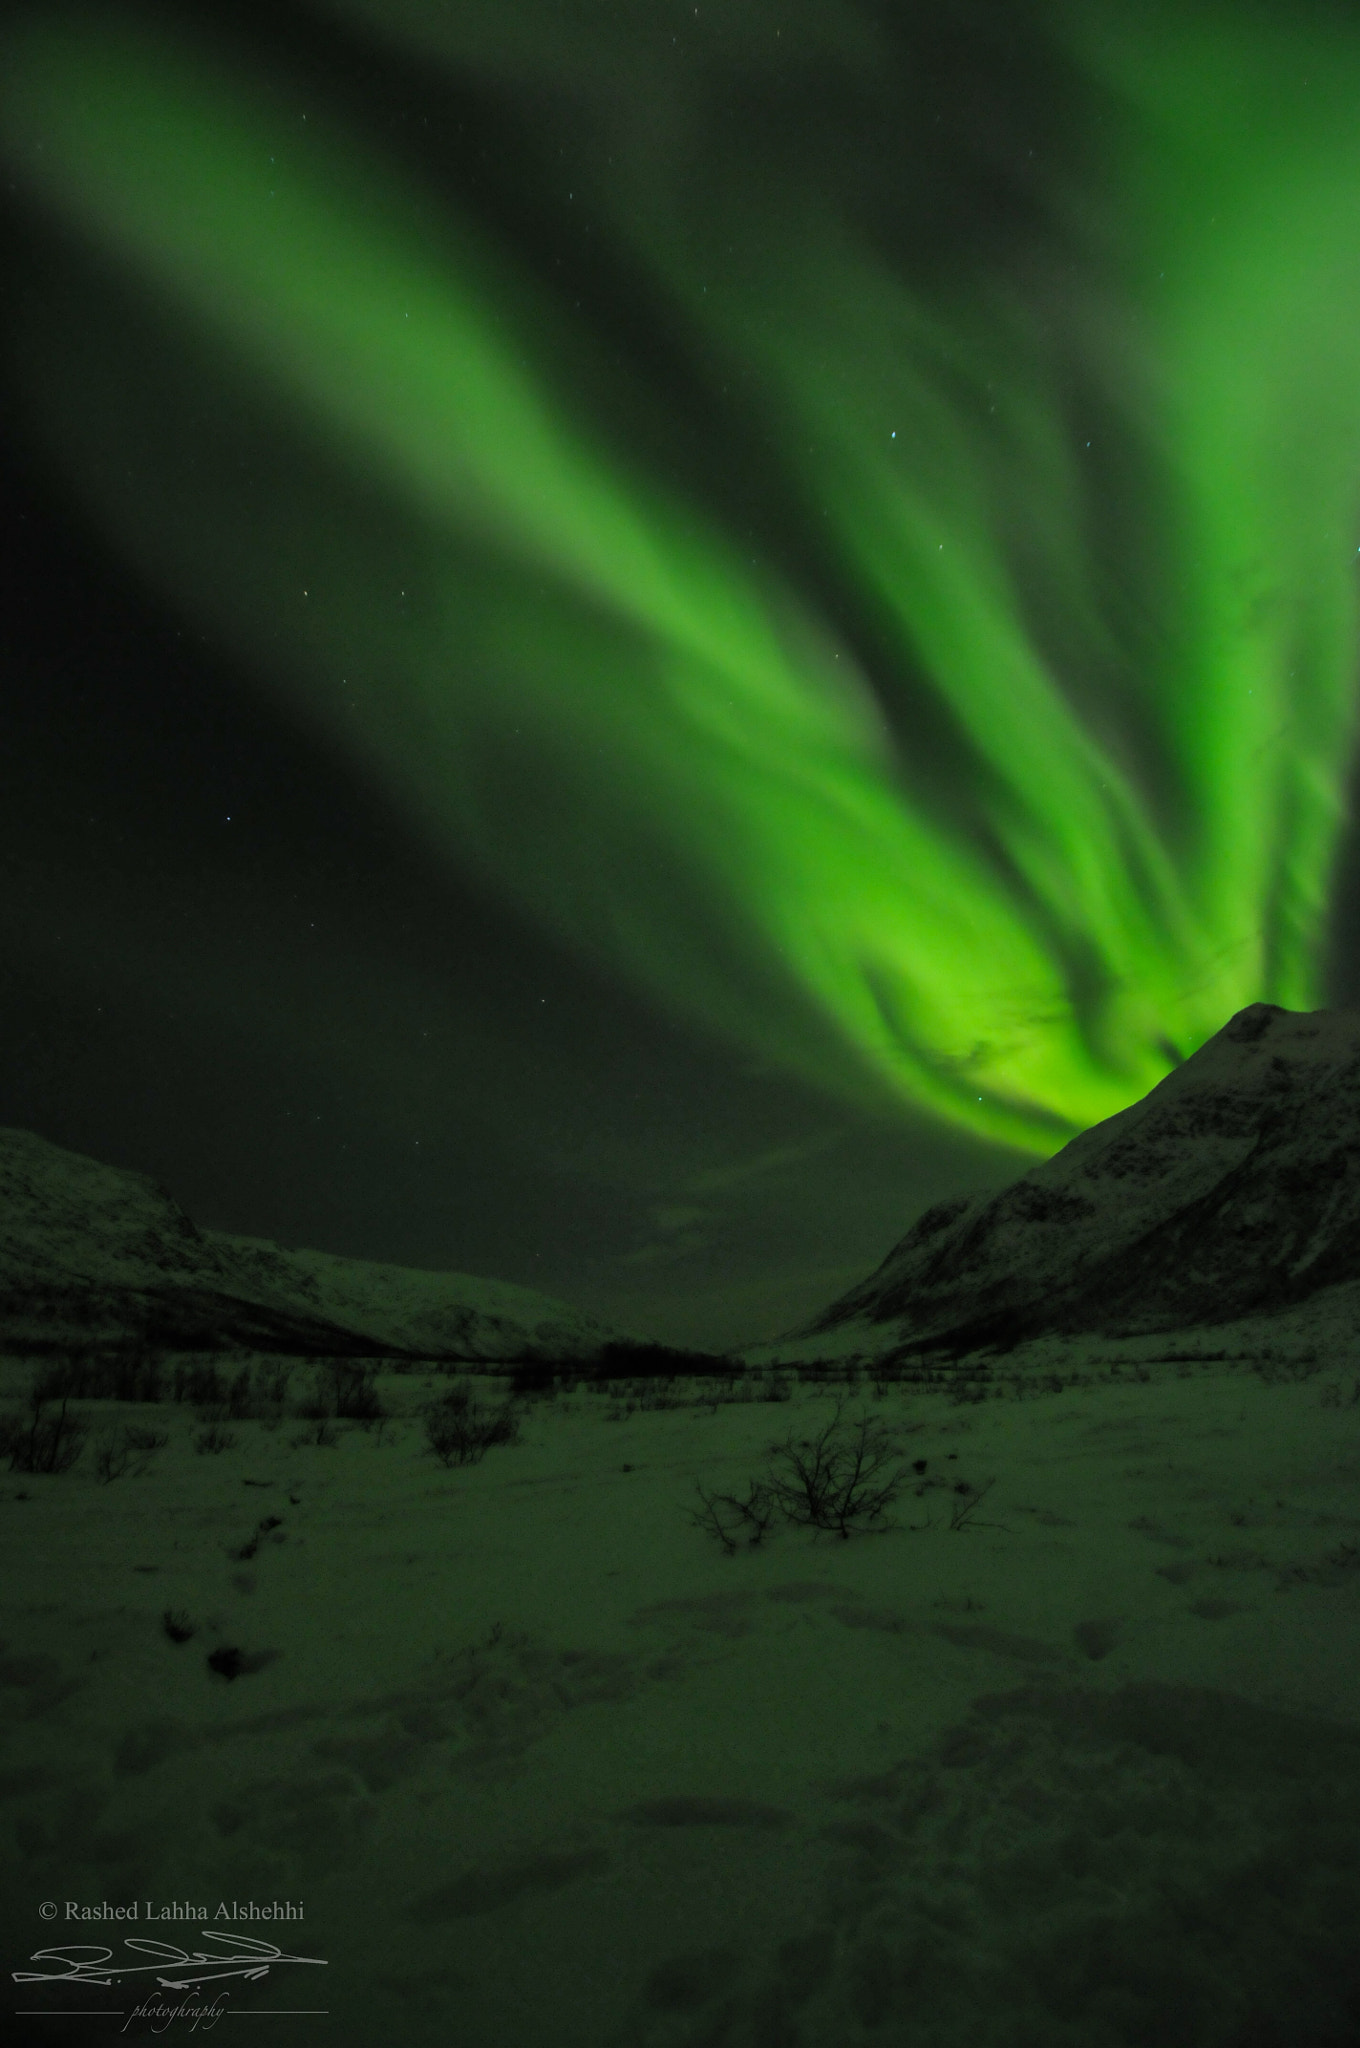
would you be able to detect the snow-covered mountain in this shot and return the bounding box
[745,1003,1360,1364]
[0,1126,623,1362]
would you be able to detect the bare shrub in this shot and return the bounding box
[760,1398,908,1539]
[289,1419,339,1448]
[946,1476,1001,1531]
[0,1393,88,1475]
[174,1360,228,1407]
[33,1349,165,1404]
[193,1423,237,1455]
[224,1365,259,1419]
[424,1386,520,1467]
[321,1359,385,1421]
[254,1358,293,1409]
[687,1479,779,1555]
[94,1423,165,1482]
[946,1372,994,1405]
[1255,1352,1325,1385]
[123,1425,170,1452]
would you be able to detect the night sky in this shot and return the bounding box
[5,0,1360,1353]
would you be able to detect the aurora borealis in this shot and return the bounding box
[5,0,1360,1343]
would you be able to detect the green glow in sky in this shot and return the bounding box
[4,2,1360,1154]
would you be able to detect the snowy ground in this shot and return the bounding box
[4,1342,1360,2047]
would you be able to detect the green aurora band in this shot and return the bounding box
[5,1,1360,1154]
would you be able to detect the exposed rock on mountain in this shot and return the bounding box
[0,1126,622,1362]
[747,1003,1360,1363]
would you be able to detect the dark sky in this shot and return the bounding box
[4,0,1360,1351]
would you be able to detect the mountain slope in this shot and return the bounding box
[747,1003,1360,1362]
[0,1125,622,1362]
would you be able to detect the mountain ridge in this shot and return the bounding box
[0,1124,624,1362]
[745,1002,1360,1364]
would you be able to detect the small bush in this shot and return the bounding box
[190,1360,283,1421]
[170,1356,298,1422]
[946,1476,1000,1531]
[320,1359,385,1421]
[761,1399,909,1538]
[255,1358,293,1408]
[947,1383,993,1406]
[688,1401,1001,1551]
[687,1479,779,1555]
[424,1387,520,1466]
[123,1425,170,1452]
[224,1366,258,1419]
[193,1423,238,1455]
[174,1360,228,1407]
[94,1423,167,1483]
[1255,1352,1326,1385]
[290,1357,381,1421]
[290,1419,338,1448]
[0,1394,88,1475]
[33,1350,165,1404]
[689,1397,908,1551]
